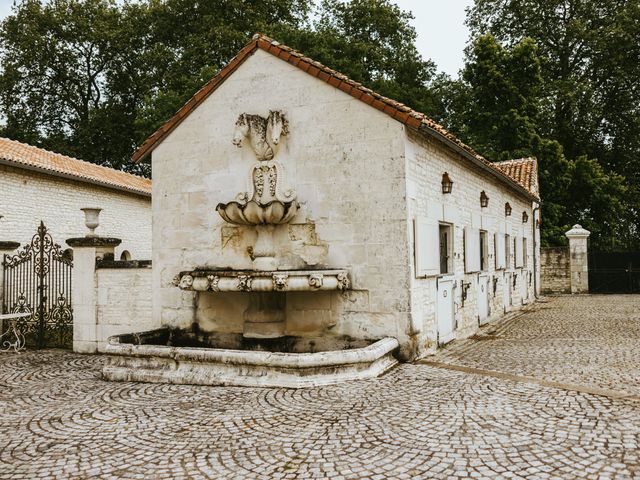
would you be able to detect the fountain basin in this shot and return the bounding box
[103,328,399,388]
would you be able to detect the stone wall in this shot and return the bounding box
[95,264,154,351]
[404,131,539,357]
[540,247,571,294]
[0,164,151,259]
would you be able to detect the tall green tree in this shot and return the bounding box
[466,0,640,249]
[436,34,627,248]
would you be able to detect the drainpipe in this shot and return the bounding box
[532,203,541,298]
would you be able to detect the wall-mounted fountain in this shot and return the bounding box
[103,110,398,388]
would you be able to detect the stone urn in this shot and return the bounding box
[81,208,102,237]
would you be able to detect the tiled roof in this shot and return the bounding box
[0,137,151,197]
[132,33,539,201]
[494,158,538,197]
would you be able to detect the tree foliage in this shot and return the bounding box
[436,34,629,249]
[464,0,640,249]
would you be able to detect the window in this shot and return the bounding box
[514,237,518,268]
[439,223,453,274]
[523,238,528,268]
[479,230,488,271]
[120,250,132,261]
[505,234,511,269]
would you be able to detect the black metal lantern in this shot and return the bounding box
[505,202,512,216]
[480,190,489,208]
[441,172,453,194]
[522,211,529,223]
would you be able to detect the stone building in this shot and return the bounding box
[0,137,152,259]
[132,34,540,361]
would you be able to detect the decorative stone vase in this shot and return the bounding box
[216,111,298,271]
[81,208,102,237]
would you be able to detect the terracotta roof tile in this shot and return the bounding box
[494,158,539,197]
[132,33,539,201]
[0,137,151,196]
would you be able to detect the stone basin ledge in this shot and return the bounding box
[102,337,399,388]
[174,269,351,293]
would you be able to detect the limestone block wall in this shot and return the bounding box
[540,247,571,294]
[151,50,413,355]
[404,131,539,357]
[95,266,154,351]
[0,164,151,259]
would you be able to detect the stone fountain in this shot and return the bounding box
[103,110,398,388]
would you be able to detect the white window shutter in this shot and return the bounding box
[414,217,439,277]
[494,232,506,269]
[464,227,480,273]
[515,235,524,267]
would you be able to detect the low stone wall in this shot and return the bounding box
[95,261,154,351]
[540,247,570,294]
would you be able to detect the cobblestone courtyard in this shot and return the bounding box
[1,295,639,479]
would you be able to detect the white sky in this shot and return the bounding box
[0,0,472,76]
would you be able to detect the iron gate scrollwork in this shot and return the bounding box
[2,222,73,349]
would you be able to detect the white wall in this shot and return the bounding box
[95,267,153,351]
[404,130,539,356]
[0,164,151,259]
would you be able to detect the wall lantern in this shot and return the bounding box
[480,191,489,208]
[522,211,529,223]
[505,202,512,216]
[441,172,453,194]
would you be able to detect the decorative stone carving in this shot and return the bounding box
[175,269,350,293]
[232,111,288,161]
[272,273,289,291]
[237,274,253,292]
[179,275,194,290]
[337,272,350,291]
[308,273,324,289]
[208,275,220,292]
[217,110,299,270]
[171,275,181,287]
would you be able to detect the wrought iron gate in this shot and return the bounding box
[588,251,640,293]
[2,222,73,349]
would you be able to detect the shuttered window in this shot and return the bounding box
[515,235,524,268]
[494,232,506,269]
[464,227,481,273]
[414,217,440,277]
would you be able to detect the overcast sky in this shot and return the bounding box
[0,0,472,76]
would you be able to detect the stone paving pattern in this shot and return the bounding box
[0,295,639,479]
[435,295,640,395]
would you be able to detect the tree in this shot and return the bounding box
[435,34,628,248]
[466,0,640,249]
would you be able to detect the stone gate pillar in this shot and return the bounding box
[0,241,20,312]
[565,224,591,294]
[66,236,121,353]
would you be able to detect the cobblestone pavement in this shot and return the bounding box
[0,296,639,479]
[433,295,640,396]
